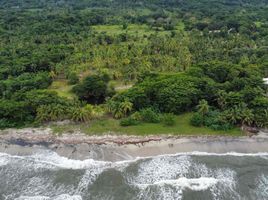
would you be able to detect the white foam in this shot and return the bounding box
[1,151,268,169]
[15,194,82,200]
[0,155,8,166]
[2,150,263,200]
[127,155,192,185]
[14,196,49,200]
[140,177,218,191]
[254,174,268,199]
[147,151,268,158]
[131,153,241,200]
[183,151,268,157]
[30,151,110,169]
[0,151,110,170]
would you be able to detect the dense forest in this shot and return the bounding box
[0,0,267,131]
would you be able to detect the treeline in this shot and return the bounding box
[110,62,268,129]
[0,0,267,129]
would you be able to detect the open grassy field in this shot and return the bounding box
[50,113,243,136]
[46,80,75,99]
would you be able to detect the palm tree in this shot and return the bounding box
[223,104,250,125]
[217,90,227,109]
[255,110,268,128]
[92,105,105,119]
[241,109,254,126]
[36,105,50,122]
[70,107,90,122]
[49,70,57,80]
[106,99,130,119]
[119,100,133,116]
[105,99,116,113]
[197,99,209,117]
[113,106,125,119]
[50,104,66,121]
[264,110,268,127]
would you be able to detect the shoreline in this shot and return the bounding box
[1,128,268,161]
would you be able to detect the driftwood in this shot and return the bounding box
[241,125,259,137]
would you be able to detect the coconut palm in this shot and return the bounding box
[265,110,268,127]
[106,99,127,119]
[241,109,254,126]
[36,105,50,122]
[113,106,125,119]
[50,104,66,121]
[255,110,268,128]
[105,99,116,113]
[197,99,209,117]
[217,90,227,109]
[70,107,91,122]
[223,103,252,125]
[92,105,105,119]
[119,100,133,116]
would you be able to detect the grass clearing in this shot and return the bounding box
[50,113,243,136]
[47,80,75,99]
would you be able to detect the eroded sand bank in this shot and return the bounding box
[0,128,268,161]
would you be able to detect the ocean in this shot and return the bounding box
[0,150,268,200]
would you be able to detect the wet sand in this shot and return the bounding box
[1,128,268,161]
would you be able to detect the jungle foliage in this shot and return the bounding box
[0,0,267,130]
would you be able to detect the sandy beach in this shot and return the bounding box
[0,128,268,161]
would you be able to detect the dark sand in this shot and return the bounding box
[1,128,268,161]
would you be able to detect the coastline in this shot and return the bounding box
[1,128,268,161]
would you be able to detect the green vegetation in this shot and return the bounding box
[47,80,75,99]
[51,113,242,136]
[91,23,184,37]
[0,0,267,135]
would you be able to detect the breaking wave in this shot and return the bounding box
[1,151,268,200]
[15,194,82,200]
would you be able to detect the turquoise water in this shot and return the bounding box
[1,151,268,200]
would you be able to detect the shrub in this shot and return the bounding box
[140,108,160,123]
[205,110,233,131]
[209,123,232,131]
[0,99,34,128]
[91,105,106,119]
[131,112,142,121]
[112,74,203,113]
[190,113,203,127]
[68,72,79,85]
[72,74,114,104]
[0,119,16,129]
[161,113,176,126]
[36,104,69,122]
[120,117,140,126]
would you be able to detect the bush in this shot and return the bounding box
[190,113,203,127]
[112,74,203,114]
[0,119,16,129]
[0,99,34,128]
[36,103,69,122]
[161,113,176,126]
[120,117,140,126]
[204,110,233,131]
[140,108,160,123]
[68,72,79,85]
[130,112,142,121]
[72,74,114,104]
[0,72,52,98]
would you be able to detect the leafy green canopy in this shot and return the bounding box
[72,74,114,104]
[113,62,268,126]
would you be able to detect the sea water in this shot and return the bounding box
[0,150,268,200]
